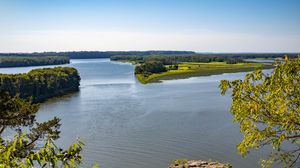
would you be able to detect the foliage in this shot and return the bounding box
[111,54,245,64]
[0,51,298,60]
[219,57,300,167]
[0,92,84,167]
[167,64,179,70]
[135,61,167,76]
[0,67,80,102]
[0,56,69,67]
[226,58,238,64]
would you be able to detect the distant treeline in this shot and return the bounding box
[0,67,80,102]
[0,51,195,59]
[111,53,299,64]
[0,56,69,67]
[111,55,243,64]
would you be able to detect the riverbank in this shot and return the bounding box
[135,62,273,84]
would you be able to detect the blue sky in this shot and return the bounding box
[0,0,299,52]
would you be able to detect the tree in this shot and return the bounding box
[0,91,83,167]
[220,57,300,167]
[134,61,167,76]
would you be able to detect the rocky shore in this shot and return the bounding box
[168,160,232,168]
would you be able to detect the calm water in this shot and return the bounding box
[0,59,272,168]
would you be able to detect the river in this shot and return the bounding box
[0,59,272,168]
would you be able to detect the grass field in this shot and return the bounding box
[136,62,273,84]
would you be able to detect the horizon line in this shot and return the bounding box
[0,50,299,54]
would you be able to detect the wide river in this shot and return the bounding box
[0,59,272,168]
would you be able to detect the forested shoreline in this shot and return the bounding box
[0,67,80,102]
[0,51,195,59]
[0,56,69,67]
[1,51,298,59]
[110,53,298,64]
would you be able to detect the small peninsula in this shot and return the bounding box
[136,61,273,84]
[111,54,275,84]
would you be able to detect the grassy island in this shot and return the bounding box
[135,62,273,84]
[110,54,279,84]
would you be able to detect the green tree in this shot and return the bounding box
[220,57,300,167]
[0,92,83,167]
[134,61,167,76]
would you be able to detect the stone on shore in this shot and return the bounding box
[168,160,232,168]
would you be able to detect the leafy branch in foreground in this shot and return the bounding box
[220,56,300,167]
[0,134,84,167]
[0,91,84,167]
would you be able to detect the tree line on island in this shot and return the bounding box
[112,54,247,65]
[111,53,300,64]
[0,56,69,67]
[0,67,80,102]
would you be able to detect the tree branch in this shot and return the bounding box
[0,126,6,135]
[290,152,300,168]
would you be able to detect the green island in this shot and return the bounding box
[0,67,80,102]
[136,61,273,84]
[111,54,275,84]
[0,56,69,67]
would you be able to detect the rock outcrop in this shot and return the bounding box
[168,160,232,168]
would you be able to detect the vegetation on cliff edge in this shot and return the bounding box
[0,91,84,167]
[220,57,300,167]
[0,67,80,102]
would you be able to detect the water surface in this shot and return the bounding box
[0,59,272,168]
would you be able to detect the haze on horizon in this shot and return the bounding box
[0,0,299,53]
